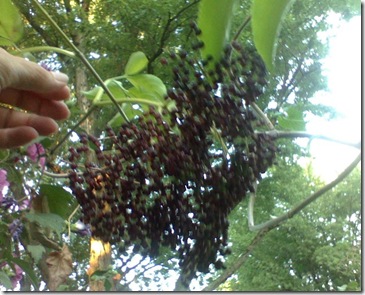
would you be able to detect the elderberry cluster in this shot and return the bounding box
[68,33,276,286]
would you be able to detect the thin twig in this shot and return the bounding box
[204,153,361,291]
[50,106,96,155]
[249,153,361,232]
[258,130,361,149]
[67,204,80,240]
[251,102,275,130]
[31,0,129,122]
[233,15,251,41]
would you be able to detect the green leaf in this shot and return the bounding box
[108,105,143,127]
[0,0,23,45]
[39,184,77,220]
[83,80,128,102]
[277,105,306,131]
[197,0,237,64]
[0,270,13,289]
[252,0,295,71]
[56,284,70,291]
[27,245,46,264]
[0,149,9,162]
[346,281,360,291]
[124,51,148,75]
[90,270,108,278]
[105,279,112,291]
[126,74,167,101]
[25,213,65,235]
[337,284,347,291]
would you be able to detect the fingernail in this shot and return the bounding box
[52,72,69,84]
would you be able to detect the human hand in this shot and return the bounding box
[0,48,70,149]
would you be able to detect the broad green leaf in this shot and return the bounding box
[27,245,46,264]
[252,0,295,71]
[197,0,236,64]
[0,270,13,289]
[39,184,77,220]
[277,105,306,131]
[124,51,148,75]
[0,0,23,46]
[83,80,128,101]
[128,87,166,107]
[126,74,167,101]
[25,213,65,235]
[108,105,144,127]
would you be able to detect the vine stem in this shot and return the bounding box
[10,46,76,58]
[67,204,80,241]
[31,0,129,122]
[93,98,165,108]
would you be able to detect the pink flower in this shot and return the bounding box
[27,143,46,169]
[10,264,23,288]
[19,198,31,211]
[0,262,23,289]
[0,169,9,203]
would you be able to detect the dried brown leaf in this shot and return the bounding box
[46,244,73,291]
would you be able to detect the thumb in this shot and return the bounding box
[0,48,68,93]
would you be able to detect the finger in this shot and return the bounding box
[0,89,70,120]
[0,126,38,149]
[0,109,59,135]
[0,48,69,94]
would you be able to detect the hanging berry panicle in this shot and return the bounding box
[68,26,276,286]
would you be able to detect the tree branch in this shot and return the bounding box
[204,152,360,291]
[258,130,361,149]
[148,0,200,69]
[249,153,360,232]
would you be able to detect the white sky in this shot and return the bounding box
[303,14,361,182]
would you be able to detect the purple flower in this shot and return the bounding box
[9,219,23,240]
[1,197,17,210]
[39,62,53,71]
[27,143,46,169]
[73,221,91,237]
[0,169,9,203]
